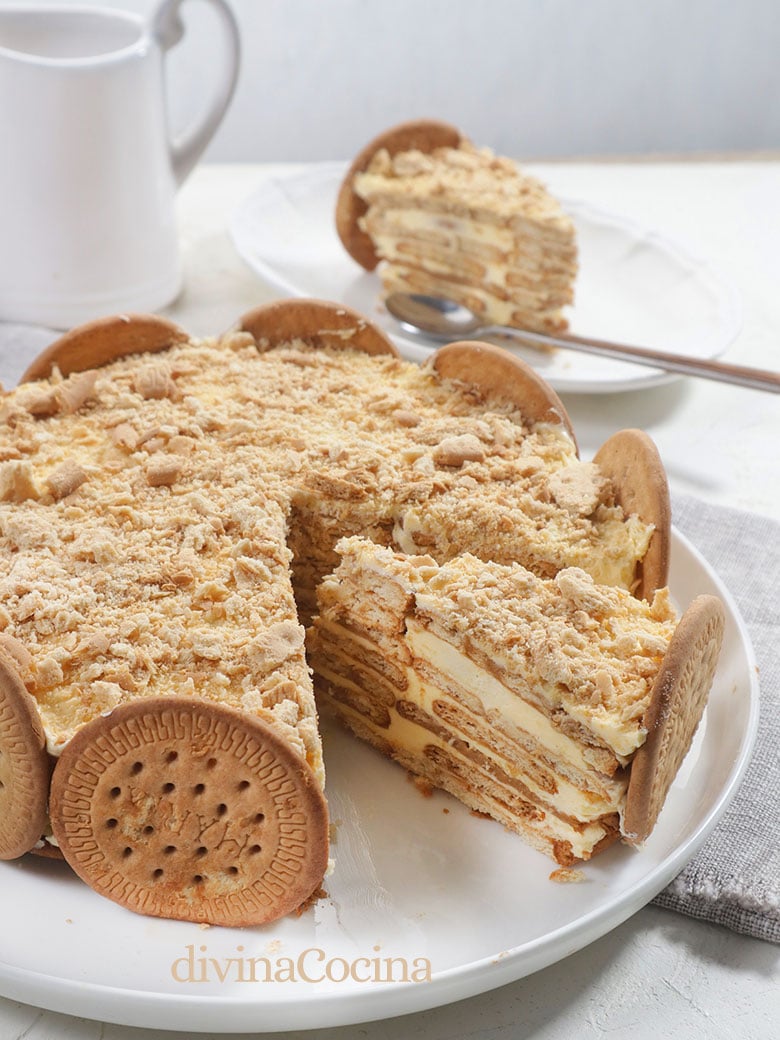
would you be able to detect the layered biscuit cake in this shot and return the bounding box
[0,300,723,925]
[336,120,577,333]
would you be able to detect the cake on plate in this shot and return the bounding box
[0,299,723,925]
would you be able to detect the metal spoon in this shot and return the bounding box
[385,292,780,394]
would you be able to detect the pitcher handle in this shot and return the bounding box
[151,0,240,185]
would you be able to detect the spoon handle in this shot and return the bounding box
[484,325,780,393]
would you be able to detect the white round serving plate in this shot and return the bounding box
[0,529,759,1033]
[229,162,743,394]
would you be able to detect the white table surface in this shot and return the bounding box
[0,161,778,1039]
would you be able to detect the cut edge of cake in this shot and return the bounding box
[309,536,724,865]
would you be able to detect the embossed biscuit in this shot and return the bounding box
[50,697,329,926]
[594,429,671,600]
[336,119,464,271]
[236,297,399,356]
[429,340,577,447]
[0,653,51,860]
[21,314,190,382]
[623,594,725,845]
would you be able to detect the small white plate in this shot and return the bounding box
[0,529,759,1033]
[229,162,743,394]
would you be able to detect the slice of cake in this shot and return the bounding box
[336,120,577,333]
[310,537,725,863]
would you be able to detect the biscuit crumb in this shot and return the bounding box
[549,867,586,884]
[46,459,88,500]
[146,457,183,487]
[408,773,434,797]
[393,409,422,427]
[110,422,138,450]
[294,886,327,915]
[433,434,486,467]
[59,370,98,414]
[0,460,40,502]
[134,363,179,401]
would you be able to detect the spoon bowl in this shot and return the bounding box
[384,292,780,394]
[386,293,483,340]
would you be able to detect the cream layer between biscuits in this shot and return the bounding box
[315,617,626,821]
[362,210,575,295]
[324,693,615,861]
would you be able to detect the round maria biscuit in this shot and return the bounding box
[236,297,399,356]
[623,594,725,845]
[0,653,51,860]
[593,429,671,601]
[429,340,577,447]
[335,118,464,271]
[21,314,190,382]
[49,697,329,927]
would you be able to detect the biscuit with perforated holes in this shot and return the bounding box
[49,697,329,926]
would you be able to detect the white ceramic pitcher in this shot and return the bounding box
[0,0,240,328]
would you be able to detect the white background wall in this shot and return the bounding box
[5,0,780,161]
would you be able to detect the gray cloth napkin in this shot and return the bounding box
[0,327,777,942]
[652,494,780,944]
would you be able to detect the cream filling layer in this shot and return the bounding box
[408,620,645,759]
[406,621,628,775]
[404,662,624,822]
[369,206,518,251]
[361,206,574,278]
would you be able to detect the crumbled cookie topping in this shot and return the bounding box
[0,334,652,777]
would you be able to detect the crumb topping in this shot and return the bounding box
[357,142,574,229]
[0,335,653,768]
[331,537,677,758]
